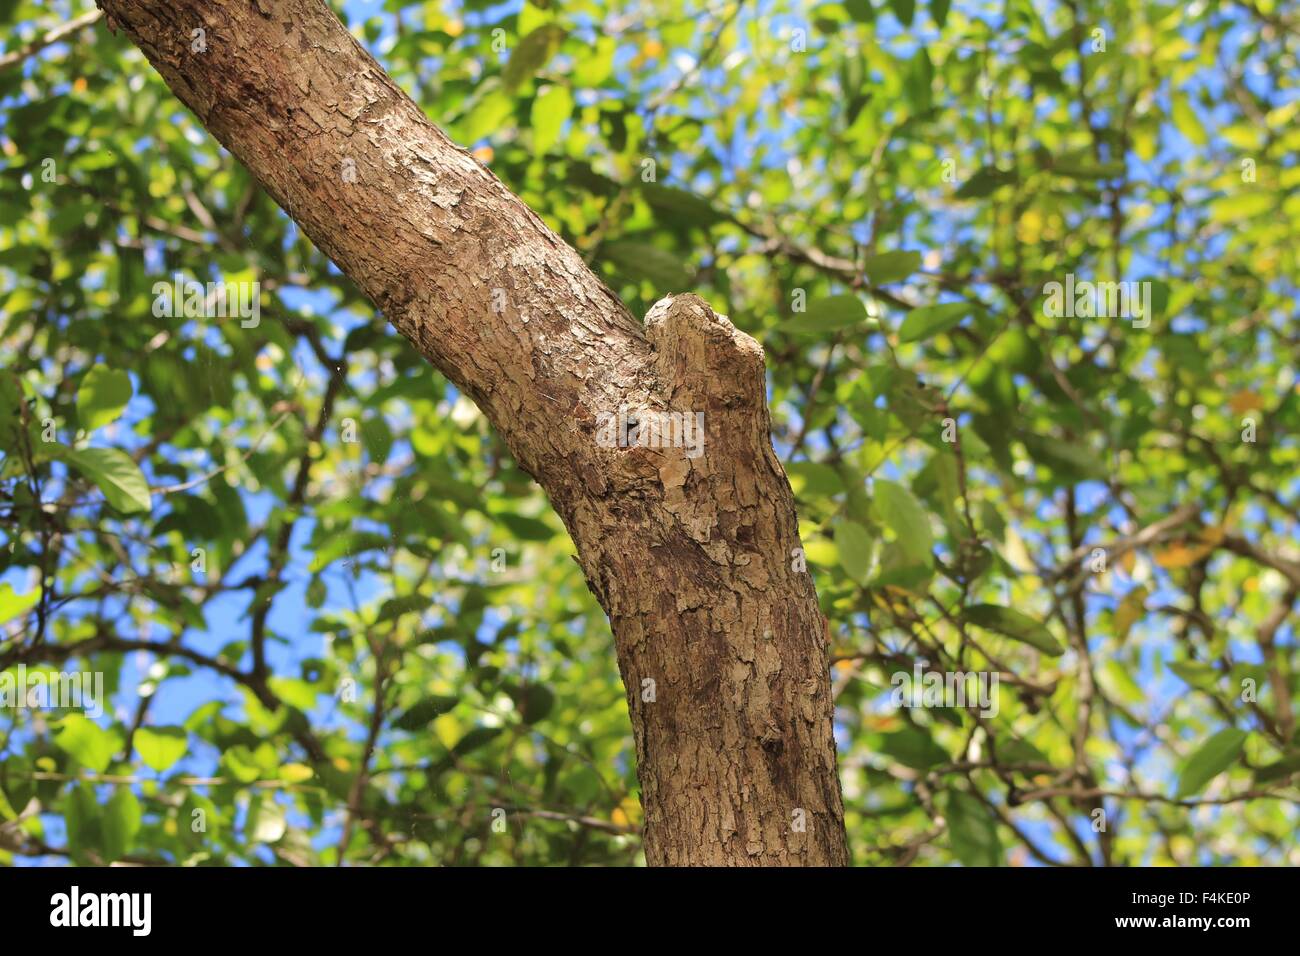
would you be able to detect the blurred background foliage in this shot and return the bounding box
[0,0,1297,866]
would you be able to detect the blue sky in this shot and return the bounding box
[2,0,1295,865]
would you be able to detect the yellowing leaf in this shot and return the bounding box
[1119,550,1138,576]
[1115,586,1148,640]
[1228,391,1263,414]
[1154,541,1213,569]
[1198,525,1226,546]
[280,763,314,784]
[1209,192,1272,222]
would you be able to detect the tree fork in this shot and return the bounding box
[98,0,849,866]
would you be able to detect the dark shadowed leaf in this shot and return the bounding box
[943,790,1002,866]
[963,604,1063,655]
[394,696,460,731]
[1176,728,1248,798]
[503,25,566,90]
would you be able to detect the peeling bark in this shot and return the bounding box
[99,0,849,866]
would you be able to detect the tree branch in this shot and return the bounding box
[0,9,102,73]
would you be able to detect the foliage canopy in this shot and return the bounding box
[1,0,1298,865]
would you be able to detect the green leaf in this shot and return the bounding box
[0,581,40,623]
[1143,277,1170,325]
[1051,160,1126,180]
[55,715,121,773]
[59,446,152,514]
[102,788,141,861]
[181,793,220,847]
[1254,754,1300,785]
[361,414,393,465]
[452,726,503,756]
[135,725,188,772]
[222,745,265,784]
[377,593,427,623]
[1021,434,1108,482]
[509,683,555,724]
[1176,728,1248,798]
[268,677,319,711]
[962,604,1063,655]
[601,241,690,291]
[778,294,867,335]
[503,25,566,90]
[888,0,916,27]
[573,35,615,86]
[1170,95,1206,146]
[836,521,874,584]
[0,375,23,454]
[931,0,951,28]
[874,479,933,566]
[879,726,949,770]
[497,512,555,541]
[996,735,1050,766]
[641,184,723,227]
[394,695,459,731]
[530,84,573,155]
[248,799,287,843]
[77,367,132,432]
[943,790,1002,866]
[862,250,920,285]
[845,0,875,22]
[63,783,101,864]
[1208,192,1271,223]
[306,574,326,608]
[904,48,934,113]
[280,762,315,784]
[786,461,844,498]
[308,529,393,574]
[1168,660,1220,691]
[898,302,973,343]
[956,166,1016,199]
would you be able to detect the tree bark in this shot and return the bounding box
[98,0,849,866]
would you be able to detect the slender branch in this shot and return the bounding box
[0,9,103,72]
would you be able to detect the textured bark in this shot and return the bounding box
[99,0,849,866]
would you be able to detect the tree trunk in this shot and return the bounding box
[98,0,849,866]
